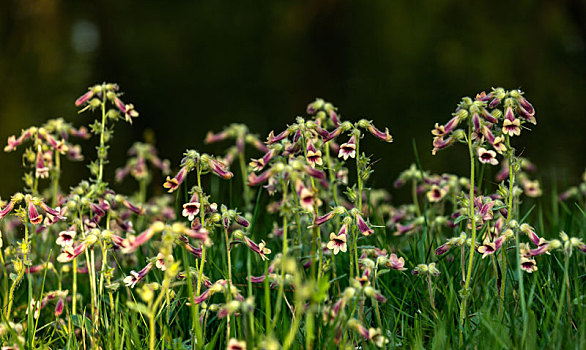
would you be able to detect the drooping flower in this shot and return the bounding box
[56,226,76,247]
[57,243,87,263]
[163,166,189,193]
[123,263,153,288]
[227,338,247,350]
[365,122,393,143]
[426,185,447,203]
[356,212,374,236]
[326,225,348,255]
[477,147,498,166]
[155,253,168,271]
[522,179,542,197]
[338,135,357,160]
[431,136,455,155]
[207,158,233,179]
[27,199,43,225]
[520,256,538,273]
[35,146,49,179]
[386,253,407,271]
[502,118,521,137]
[477,236,505,259]
[182,192,201,221]
[75,90,95,106]
[305,140,323,167]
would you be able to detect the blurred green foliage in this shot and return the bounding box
[1,0,585,199]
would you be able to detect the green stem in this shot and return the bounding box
[224,225,233,342]
[271,185,288,331]
[150,282,168,350]
[52,152,61,207]
[6,217,28,320]
[459,126,477,345]
[324,144,339,207]
[238,151,251,210]
[499,136,514,318]
[97,88,107,184]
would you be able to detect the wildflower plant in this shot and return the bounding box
[0,84,583,349]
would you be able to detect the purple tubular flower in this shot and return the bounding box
[115,166,131,182]
[234,214,249,227]
[328,109,341,127]
[57,243,87,263]
[113,96,127,113]
[35,147,49,179]
[27,201,43,225]
[529,244,549,256]
[0,200,16,219]
[313,210,337,226]
[38,202,66,221]
[250,148,276,171]
[367,123,393,142]
[183,241,203,258]
[122,198,144,215]
[207,158,233,179]
[248,136,269,152]
[163,166,188,193]
[521,224,541,246]
[489,97,501,109]
[444,116,460,133]
[248,168,272,186]
[505,106,515,121]
[54,298,64,317]
[313,124,331,139]
[435,242,452,256]
[472,113,481,133]
[356,213,374,236]
[431,136,454,155]
[266,129,290,144]
[481,108,498,123]
[70,126,91,139]
[304,165,326,180]
[323,126,344,142]
[204,130,229,144]
[75,90,95,106]
[193,289,211,304]
[517,95,536,124]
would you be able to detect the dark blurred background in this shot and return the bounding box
[1,0,585,200]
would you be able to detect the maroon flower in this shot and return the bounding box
[386,253,407,270]
[326,224,348,255]
[56,226,76,247]
[248,168,272,186]
[306,140,323,167]
[338,135,357,160]
[57,243,87,263]
[207,158,233,179]
[182,192,201,221]
[123,263,153,288]
[75,90,95,106]
[477,147,498,166]
[27,200,43,225]
[266,129,290,144]
[35,147,49,179]
[356,212,374,236]
[431,136,455,155]
[204,130,229,144]
[163,166,188,193]
[366,123,393,142]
